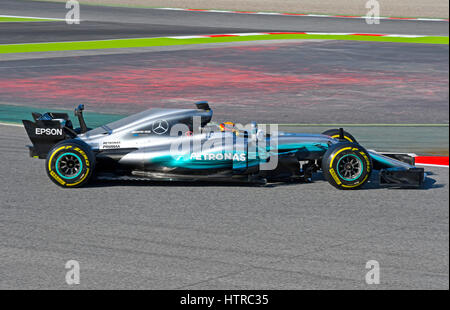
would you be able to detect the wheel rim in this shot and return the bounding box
[337,154,363,181]
[55,152,83,179]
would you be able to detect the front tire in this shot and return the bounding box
[46,140,95,188]
[322,142,372,190]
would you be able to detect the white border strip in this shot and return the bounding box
[153,8,449,22]
[416,163,449,168]
[0,15,65,21]
[167,32,442,39]
[0,122,23,127]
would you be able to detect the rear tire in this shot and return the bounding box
[322,142,372,190]
[46,139,95,188]
[322,129,357,143]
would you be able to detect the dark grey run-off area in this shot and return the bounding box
[0,40,448,125]
[0,125,448,289]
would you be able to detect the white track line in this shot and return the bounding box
[0,122,23,127]
[0,15,65,21]
[168,32,443,39]
[416,163,449,168]
[153,8,449,22]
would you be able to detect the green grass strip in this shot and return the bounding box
[0,16,57,22]
[0,33,447,54]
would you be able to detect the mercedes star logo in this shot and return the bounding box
[152,119,169,135]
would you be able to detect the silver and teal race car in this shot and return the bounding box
[22,102,425,189]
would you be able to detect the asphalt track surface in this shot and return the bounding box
[0,1,448,290]
[0,124,448,289]
[0,0,448,45]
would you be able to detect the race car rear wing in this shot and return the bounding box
[22,112,76,159]
[23,105,92,158]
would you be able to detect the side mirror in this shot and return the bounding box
[74,104,88,133]
[74,104,84,116]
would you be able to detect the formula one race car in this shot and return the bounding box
[23,102,425,189]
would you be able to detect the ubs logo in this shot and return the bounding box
[152,119,169,135]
